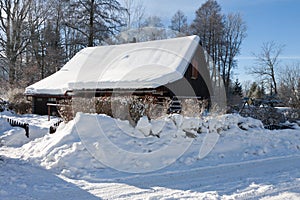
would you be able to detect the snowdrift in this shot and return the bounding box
[1,112,299,178]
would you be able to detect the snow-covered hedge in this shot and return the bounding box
[63,96,171,125]
[240,106,285,127]
[62,96,211,125]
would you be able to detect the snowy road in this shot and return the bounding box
[0,157,99,200]
[64,155,300,199]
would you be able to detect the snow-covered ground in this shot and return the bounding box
[0,111,300,199]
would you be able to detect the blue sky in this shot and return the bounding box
[142,0,300,82]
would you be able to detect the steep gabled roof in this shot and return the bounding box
[25,35,200,95]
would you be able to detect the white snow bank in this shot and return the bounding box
[1,112,300,199]
[19,120,105,178]
[0,113,60,147]
[1,112,299,177]
[0,118,11,133]
[0,156,99,200]
[0,117,32,147]
[16,113,197,174]
[176,114,300,169]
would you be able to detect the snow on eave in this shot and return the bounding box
[25,35,201,95]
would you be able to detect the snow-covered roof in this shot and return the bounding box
[25,35,200,96]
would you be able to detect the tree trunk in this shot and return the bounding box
[88,0,95,47]
[9,61,16,85]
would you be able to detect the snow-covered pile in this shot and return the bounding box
[0,118,11,134]
[0,114,60,148]
[1,112,299,178]
[19,120,105,178]
[0,156,99,200]
[1,112,300,199]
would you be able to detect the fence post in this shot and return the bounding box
[25,124,29,138]
[48,105,51,121]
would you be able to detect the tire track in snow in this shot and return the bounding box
[62,154,300,199]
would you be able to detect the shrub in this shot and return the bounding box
[58,95,211,125]
[282,109,300,122]
[7,88,31,114]
[57,99,74,122]
[181,98,209,117]
[240,106,285,126]
[66,95,171,125]
[0,98,9,112]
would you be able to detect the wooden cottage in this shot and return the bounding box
[25,35,212,116]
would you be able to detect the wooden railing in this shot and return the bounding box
[6,118,29,138]
[49,120,63,134]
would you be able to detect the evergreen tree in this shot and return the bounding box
[232,79,243,97]
[248,82,258,98]
[248,82,265,99]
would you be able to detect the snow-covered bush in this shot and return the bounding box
[282,109,300,123]
[240,106,285,127]
[57,99,74,122]
[128,95,170,125]
[108,95,169,125]
[181,99,209,117]
[72,97,97,114]
[59,95,211,125]
[68,95,170,125]
[6,88,31,114]
[95,96,112,116]
[146,97,170,119]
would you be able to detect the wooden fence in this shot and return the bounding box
[6,118,29,138]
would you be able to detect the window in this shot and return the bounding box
[191,58,199,79]
[48,98,56,102]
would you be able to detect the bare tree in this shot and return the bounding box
[190,0,224,66]
[190,0,225,93]
[169,10,188,34]
[0,0,33,85]
[26,0,61,82]
[64,0,126,47]
[251,41,284,95]
[190,1,247,94]
[0,52,8,86]
[42,1,65,75]
[220,13,247,93]
[61,19,83,59]
[0,50,8,83]
[278,63,300,108]
[122,0,145,29]
[142,15,164,28]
